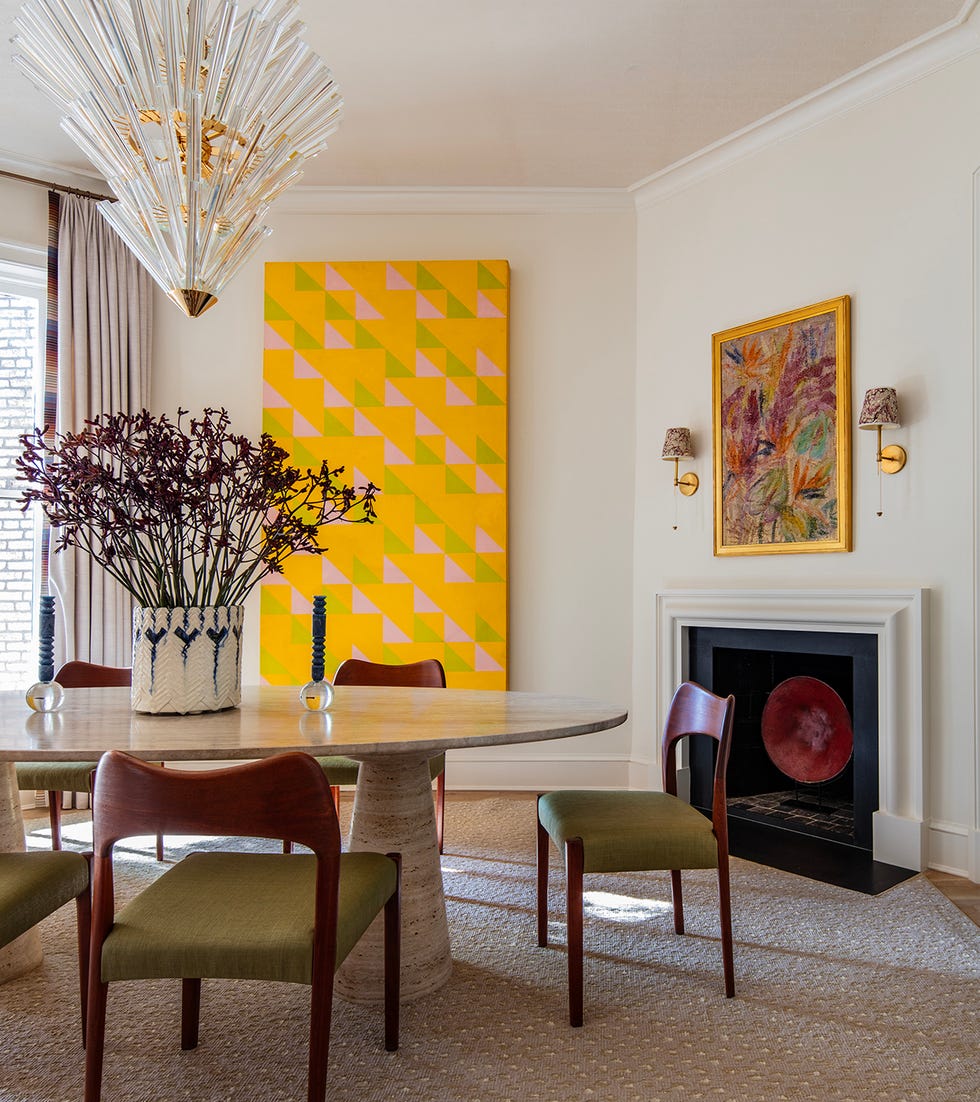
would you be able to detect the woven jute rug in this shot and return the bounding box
[2,797,978,1102]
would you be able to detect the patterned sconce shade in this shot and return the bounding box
[661,427,695,459]
[858,387,901,429]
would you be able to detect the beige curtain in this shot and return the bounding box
[49,194,152,668]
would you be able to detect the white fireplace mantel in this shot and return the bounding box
[655,588,927,871]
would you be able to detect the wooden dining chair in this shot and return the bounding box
[313,658,448,852]
[0,849,91,1041]
[15,661,165,861]
[84,750,400,1102]
[536,681,736,1025]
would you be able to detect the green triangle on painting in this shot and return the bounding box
[445,351,473,377]
[416,321,443,348]
[294,322,320,349]
[476,380,504,405]
[262,410,292,438]
[260,586,291,615]
[260,649,294,683]
[416,264,444,291]
[444,526,472,554]
[354,323,382,349]
[414,498,442,524]
[265,294,291,322]
[385,352,413,378]
[442,645,471,673]
[295,267,323,292]
[384,528,413,555]
[475,437,504,464]
[324,292,353,320]
[291,443,321,471]
[354,380,383,407]
[475,615,504,643]
[384,468,414,495]
[414,617,443,643]
[446,292,474,319]
[290,619,312,646]
[477,262,506,290]
[382,645,405,665]
[446,468,473,494]
[323,409,353,437]
[353,557,382,585]
[475,556,504,583]
[325,590,351,615]
[415,439,443,466]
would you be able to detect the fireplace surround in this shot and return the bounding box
[655,589,926,871]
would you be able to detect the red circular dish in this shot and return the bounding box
[761,676,854,783]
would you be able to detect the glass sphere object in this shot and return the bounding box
[26,680,64,713]
[300,679,334,711]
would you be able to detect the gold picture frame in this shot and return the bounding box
[712,295,851,556]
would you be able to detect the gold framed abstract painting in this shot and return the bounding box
[712,295,851,556]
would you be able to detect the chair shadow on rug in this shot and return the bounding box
[536,680,736,1025]
[83,751,401,1102]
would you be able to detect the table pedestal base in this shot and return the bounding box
[0,762,43,984]
[336,754,452,1004]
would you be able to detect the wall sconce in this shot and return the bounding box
[662,427,698,529]
[858,387,906,517]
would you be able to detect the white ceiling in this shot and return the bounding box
[0,0,971,191]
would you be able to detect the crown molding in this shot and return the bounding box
[0,149,108,194]
[632,2,980,209]
[275,186,634,216]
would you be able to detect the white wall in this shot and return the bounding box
[633,48,980,877]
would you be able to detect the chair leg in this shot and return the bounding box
[535,799,549,947]
[156,834,165,861]
[75,862,92,1047]
[565,838,584,1027]
[384,853,401,1053]
[48,791,62,850]
[331,785,341,816]
[307,950,336,1102]
[283,840,293,854]
[670,869,685,934]
[717,855,735,998]
[435,770,446,854]
[181,978,202,1049]
[83,978,109,1102]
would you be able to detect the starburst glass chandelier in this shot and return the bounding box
[13,0,342,317]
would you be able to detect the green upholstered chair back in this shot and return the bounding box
[333,657,446,688]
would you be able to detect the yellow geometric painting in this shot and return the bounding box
[261,260,509,689]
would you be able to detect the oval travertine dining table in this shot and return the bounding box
[0,683,627,1001]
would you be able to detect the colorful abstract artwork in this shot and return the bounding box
[712,296,851,556]
[261,260,509,688]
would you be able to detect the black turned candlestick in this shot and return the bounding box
[26,594,64,712]
[300,595,333,710]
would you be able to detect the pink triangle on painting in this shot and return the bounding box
[416,292,443,319]
[416,351,443,377]
[323,322,352,349]
[476,350,503,376]
[324,379,351,407]
[263,381,289,408]
[444,616,471,642]
[445,558,472,583]
[354,411,383,436]
[352,588,382,615]
[385,381,412,406]
[323,264,353,291]
[477,292,504,318]
[293,353,321,378]
[475,527,505,554]
[475,645,504,672]
[386,264,414,291]
[445,440,472,464]
[291,590,313,615]
[322,560,351,584]
[264,323,290,350]
[384,439,413,465]
[384,558,413,584]
[476,469,504,494]
[293,410,321,436]
[414,586,441,613]
[446,380,474,406]
[414,528,443,555]
[415,410,443,436]
[352,645,372,662]
[355,294,383,320]
[383,616,413,644]
[354,468,374,489]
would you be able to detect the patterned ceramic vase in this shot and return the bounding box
[131,606,243,714]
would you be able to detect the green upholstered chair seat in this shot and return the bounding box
[100,850,398,985]
[16,760,99,793]
[0,851,90,948]
[315,752,446,787]
[538,790,719,874]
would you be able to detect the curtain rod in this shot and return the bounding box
[0,167,114,203]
